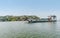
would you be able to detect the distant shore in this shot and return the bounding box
[0,15,40,21]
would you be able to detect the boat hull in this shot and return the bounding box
[28,20,57,23]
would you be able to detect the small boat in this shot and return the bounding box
[28,15,57,23]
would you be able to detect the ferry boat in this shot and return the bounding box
[28,15,57,23]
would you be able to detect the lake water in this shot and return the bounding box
[0,21,60,38]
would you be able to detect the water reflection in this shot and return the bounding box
[27,22,57,38]
[0,22,59,38]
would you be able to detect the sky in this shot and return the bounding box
[0,0,60,19]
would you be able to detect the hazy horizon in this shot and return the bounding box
[0,0,60,19]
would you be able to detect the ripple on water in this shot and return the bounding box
[0,22,59,38]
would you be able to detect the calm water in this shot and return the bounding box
[0,21,60,38]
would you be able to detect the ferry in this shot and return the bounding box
[28,15,57,23]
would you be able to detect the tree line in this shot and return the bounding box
[0,15,40,21]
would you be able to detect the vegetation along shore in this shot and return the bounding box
[0,15,40,21]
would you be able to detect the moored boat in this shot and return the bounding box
[28,15,57,23]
